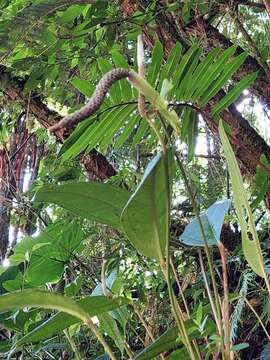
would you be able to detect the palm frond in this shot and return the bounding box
[58,41,255,160]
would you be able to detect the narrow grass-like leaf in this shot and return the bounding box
[0,340,11,353]
[159,42,182,90]
[219,120,266,278]
[60,117,100,161]
[174,44,199,96]
[187,110,198,162]
[180,107,198,162]
[132,120,149,147]
[177,47,202,100]
[180,107,191,141]
[201,52,248,105]
[86,105,135,151]
[98,59,120,104]
[188,48,220,101]
[111,50,133,100]
[148,41,163,87]
[212,72,257,116]
[60,105,133,161]
[115,113,140,149]
[58,120,91,159]
[193,45,237,101]
[99,104,137,150]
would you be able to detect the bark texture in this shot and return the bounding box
[0,66,117,182]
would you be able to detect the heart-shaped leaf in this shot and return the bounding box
[121,153,171,260]
[180,200,231,247]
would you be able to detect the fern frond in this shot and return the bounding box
[261,342,270,359]
[230,271,254,341]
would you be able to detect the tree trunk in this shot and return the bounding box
[0,66,117,182]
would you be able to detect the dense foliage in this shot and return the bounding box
[0,1,270,359]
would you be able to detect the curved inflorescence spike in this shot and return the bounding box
[49,68,130,133]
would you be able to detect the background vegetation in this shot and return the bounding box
[0,1,270,359]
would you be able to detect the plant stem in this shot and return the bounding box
[244,297,270,340]
[85,317,117,360]
[170,258,190,317]
[129,69,222,358]
[63,329,81,360]
[163,149,197,360]
[101,258,109,296]
[170,259,203,359]
[124,343,133,359]
[198,250,220,334]
[128,71,180,134]
[133,304,156,342]
[218,242,231,359]
[174,152,224,329]
[133,40,189,357]
[160,258,197,360]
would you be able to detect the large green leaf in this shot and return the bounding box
[134,327,179,360]
[121,153,171,260]
[16,295,129,345]
[99,313,124,354]
[7,222,84,287]
[10,222,83,264]
[23,256,64,287]
[34,182,130,229]
[0,266,20,295]
[219,120,266,278]
[69,77,94,97]
[0,290,89,322]
[166,348,189,359]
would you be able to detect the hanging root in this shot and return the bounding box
[49,68,130,133]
